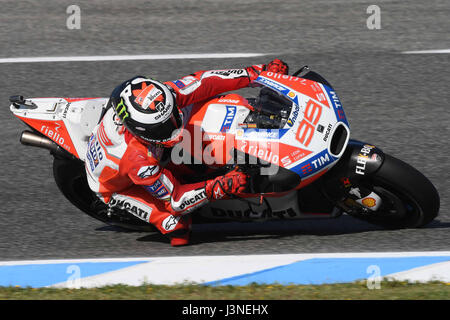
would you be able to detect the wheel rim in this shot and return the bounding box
[358,181,424,227]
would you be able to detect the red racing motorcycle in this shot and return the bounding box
[9,66,440,231]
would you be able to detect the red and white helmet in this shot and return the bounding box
[110,76,184,147]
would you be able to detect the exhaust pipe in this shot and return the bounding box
[20,130,58,151]
[20,130,76,160]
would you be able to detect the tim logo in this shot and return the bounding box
[220,106,236,132]
[294,149,334,177]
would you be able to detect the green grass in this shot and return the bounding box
[1,281,449,300]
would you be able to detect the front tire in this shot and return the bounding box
[349,154,440,228]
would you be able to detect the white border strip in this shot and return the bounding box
[388,261,450,282]
[2,252,449,288]
[2,251,449,266]
[0,53,268,64]
[402,49,450,54]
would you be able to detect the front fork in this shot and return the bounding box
[321,139,385,214]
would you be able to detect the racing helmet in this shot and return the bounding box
[109,76,184,147]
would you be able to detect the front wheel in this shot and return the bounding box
[346,154,440,229]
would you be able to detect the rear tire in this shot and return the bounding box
[350,154,439,228]
[53,157,157,232]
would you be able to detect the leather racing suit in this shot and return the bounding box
[85,61,287,244]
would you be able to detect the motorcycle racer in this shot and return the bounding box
[85,59,289,246]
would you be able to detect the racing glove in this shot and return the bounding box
[266,58,289,74]
[247,58,289,87]
[205,168,248,201]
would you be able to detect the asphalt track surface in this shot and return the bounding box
[0,0,449,260]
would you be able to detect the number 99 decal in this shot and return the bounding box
[296,101,322,147]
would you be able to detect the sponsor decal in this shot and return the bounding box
[207,69,247,78]
[287,104,300,127]
[317,124,325,133]
[236,128,289,140]
[311,152,331,169]
[144,179,169,199]
[20,118,76,156]
[220,106,236,132]
[265,72,307,82]
[98,122,113,146]
[178,190,207,211]
[357,191,382,210]
[155,187,169,198]
[211,207,299,220]
[292,149,335,177]
[203,132,226,141]
[355,144,376,175]
[255,76,299,106]
[86,136,95,171]
[238,140,279,165]
[371,153,381,161]
[290,149,312,162]
[323,85,349,126]
[323,123,333,142]
[154,102,171,121]
[315,92,327,103]
[144,88,163,108]
[349,187,363,198]
[109,197,152,222]
[137,165,159,179]
[174,76,202,95]
[239,129,278,140]
[133,83,162,108]
[301,163,313,175]
[162,215,181,231]
[362,197,377,208]
[281,156,292,166]
[86,134,104,171]
[340,177,352,188]
[115,98,129,120]
[257,77,288,92]
[61,103,71,119]
[172,80,186,89]
[218,98,240,104]
[41,124,65,146]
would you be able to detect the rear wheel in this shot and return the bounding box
[53,157,157,232]
[347,154,439,228]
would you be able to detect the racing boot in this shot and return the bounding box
[168,214,192,247]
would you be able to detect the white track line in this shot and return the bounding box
[2,251,450,265]
[0,53,268,64]
[402,49,450,54]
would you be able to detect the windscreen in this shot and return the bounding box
[244,87,293,129]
